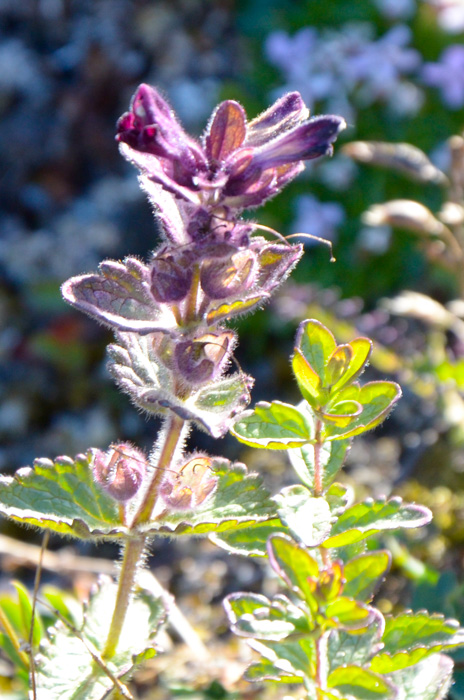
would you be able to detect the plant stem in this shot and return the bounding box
[102,536,146,660]
[132,413,186,526]
[313,419,323,497]
[102,413,187,660]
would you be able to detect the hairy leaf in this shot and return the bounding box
[328,610,385,670]
[267,534,319,604]
[370,612,464,673]
[388,654,453,700]
[323,497,432,548]
[274,485,333,546]
[210,518,286,556]
[109,332,252,438]
[35,577,165,700]
[61,257,177,334]
[328,665,394,700]
[343,551,392,602]
[322,382,401,441]
[140,459,276,537]
[231,400,313,448]
[0,452,124,538]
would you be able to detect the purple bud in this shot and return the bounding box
[159,455,218,510]
[150,249,193,303]
[93,443,147,502]
[174,331,235,385]
[246,92,309,147]
[200,247,257,299]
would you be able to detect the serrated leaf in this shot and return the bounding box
[109,332,252,438]
[0,452,124,538]
[370,612,464,673]
[35,577,165,700]
[231,401,313,449]
[388,654,453,700]
[288,439,350,491]
[328,666,394,700]
[61,257,177,334]
[328,610,385,670]
[267,534,319,605]
[210,518,286,556]
[343,551,391,602]
[140,459,276,537]
[275,486,333,546]
[322,382,401,441]
[323,497,432,548]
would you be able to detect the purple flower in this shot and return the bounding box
[117,84,346,212]
[422,46,464,109]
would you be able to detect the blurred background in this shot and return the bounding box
[1,0,464,695]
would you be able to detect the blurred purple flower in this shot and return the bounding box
[422,46,464,109]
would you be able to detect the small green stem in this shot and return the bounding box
[313,419,323,497]
[102,537,146,660]
[132,413,186,526]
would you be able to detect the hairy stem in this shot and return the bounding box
[103,413,187,659]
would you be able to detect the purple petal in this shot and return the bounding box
[205,100,247,162]
[252,115,346,169]
[246,92,309,147]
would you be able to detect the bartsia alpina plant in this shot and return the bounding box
[0,85,461,700]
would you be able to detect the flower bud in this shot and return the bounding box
[200,247,257,300]
[93,443,147,502]
[150,250,193,303]
[159,455,218,510]
[174,331,235,386]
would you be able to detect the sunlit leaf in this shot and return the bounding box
[231,400,313,449]
[275,486,333,547]
[323,497,432,548]
[210,518,286,556]
[0,452,124,539]
[267,534,319,605]
[322,382,401,441]
[61,257,177,333]
[328,665,394,700]
[328,610,385,670]
[36,577,165,700]
[343,551,391,602]
[388,654,453,700]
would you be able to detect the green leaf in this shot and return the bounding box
[36,577,165,700]
[328,666,394,700]
[328,610,385,670]
[275,486,333,546]
[326,483,354,515]
[267,534,319,606]
[322,382,401,441]
[296,319,337,381]
[141,458,276,537]
[210,518,287,556]
[292,348,324,407]
[343,551,392,602]
[245,658,302,683]
[287,439,350,491]
[0,453,124,539]
[109,332,252,438]
[330,338,372,393]
[225,593,307,641]
[245,637,316,683]
[325,598,375,631]
[320,400,362,428]
[322,497,432,548]
[12,581,44,647]
[370,612,464,673]
[230,401,313,449]
[388,654,453,700]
